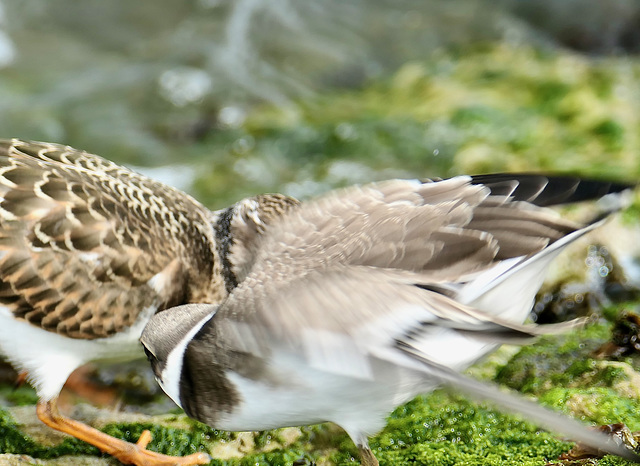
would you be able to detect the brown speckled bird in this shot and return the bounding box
[0,138,298,465]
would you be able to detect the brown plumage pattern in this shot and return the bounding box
[0,138,303,466]
[0,139,296,339]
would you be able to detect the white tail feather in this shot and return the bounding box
[458,220,605,323]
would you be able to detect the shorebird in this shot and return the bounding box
[140,172,638,465]
[0,138,299,465]
[0,138,635,465]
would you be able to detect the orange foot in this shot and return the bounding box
[37,398,210,466]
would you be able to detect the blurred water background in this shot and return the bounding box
[1,0,639,208]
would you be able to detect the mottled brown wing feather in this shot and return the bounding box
[0,139,219,339]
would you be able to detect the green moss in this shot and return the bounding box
[101,422,211,457]
[451,105,505,126]
[213,450,310,466]
[601,304,632,323]
[366,391,571,466]
[495,323,612,395]
[191,116,457,209]
[0,408,214,459]
[0,407,97,458]
[531,80,572,114]
[592,119,625,150]
[598,457,638,466]
[539,388,640,431]
[0,385,39,406]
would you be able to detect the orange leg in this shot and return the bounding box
[14,371,28,388]
[36,398,211,466]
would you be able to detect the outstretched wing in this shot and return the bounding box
[470,173,632,207]
[211,173,631,363]
[0,139,218,339]
[243,175,607,287]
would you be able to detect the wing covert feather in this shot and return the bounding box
[0,139,218,339]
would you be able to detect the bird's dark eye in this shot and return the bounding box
[142,345,153,361]
[143,345,161,378]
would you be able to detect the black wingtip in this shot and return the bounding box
[470,173,635,208]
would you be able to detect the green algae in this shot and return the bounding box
[0,384,39,406]
[0,407,97,458]
[367,392,571,466]
[597,457,638,466]
[0,408,214,459]
[494,323,616,395]
[101,422,212,458]
[539,387,640,431]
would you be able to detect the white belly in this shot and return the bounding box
[215,350,429,439]
[0,304,157,400]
